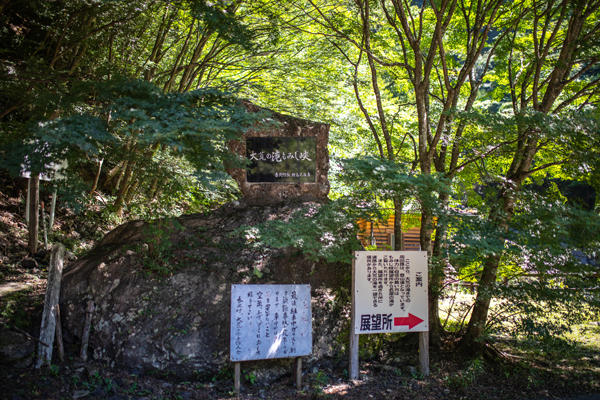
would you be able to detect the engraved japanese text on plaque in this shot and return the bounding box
[246,137,316,183]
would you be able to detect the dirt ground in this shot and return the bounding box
[1,350,599,400]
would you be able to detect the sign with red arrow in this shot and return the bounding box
[353,251,428,334]
[394,314,424,329]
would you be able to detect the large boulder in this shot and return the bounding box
[60,201,349,377]
[0,328,34,368]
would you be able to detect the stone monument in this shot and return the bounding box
[228,102,329,205]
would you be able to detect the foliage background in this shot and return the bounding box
[1,0,599,350]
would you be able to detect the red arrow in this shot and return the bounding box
[394,314,424,329]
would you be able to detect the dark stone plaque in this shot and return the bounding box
[246,137,316,183]
[227,102,329,204]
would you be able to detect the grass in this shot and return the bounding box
[0,287,43,331]
[502,322,600,372]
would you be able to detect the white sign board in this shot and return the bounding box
[230,284,312,362]
[20,159,68,181]
[354,251,428,334]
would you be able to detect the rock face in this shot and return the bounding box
[60,202,348,377]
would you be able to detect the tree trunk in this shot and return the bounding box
[461,253,501,351]
[164,21,195,92]
[124,178,140,205]
[105,161,124,188]
[149,176,161,200]
[429,192,451,347]
[393,197,403,251]
[420,207,442,345]
[114,160,134,217]
[114,161,127,193]
[462,182,519,352]
[419,210,434,258]
[90,158,103,194]
[178,30,212,92]
[28,175,40,254]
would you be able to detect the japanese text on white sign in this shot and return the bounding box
[354,251,428,334]
[230,284,312,362]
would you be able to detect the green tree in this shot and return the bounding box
[271,0,511,345]
[260,0,600,350]
[461,0,600,349]
[1,0,277,216]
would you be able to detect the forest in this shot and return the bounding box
[1,0,599,399]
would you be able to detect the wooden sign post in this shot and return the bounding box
[230,284,312,395]
[35,244,65,368]
[22,158,66,253]
[349,251,429,379]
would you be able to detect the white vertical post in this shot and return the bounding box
[49,188,57,230]
[349,254,359,380]
[25,177,31,223]
[28,174,40,255]
[41,201,48,250]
